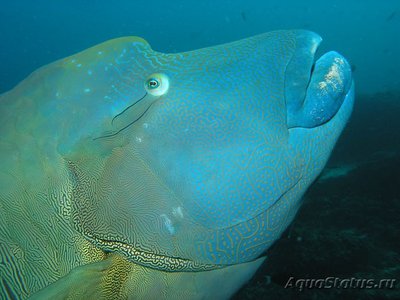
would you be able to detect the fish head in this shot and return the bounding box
[37,30,353,269]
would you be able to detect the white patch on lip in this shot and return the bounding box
[325,63,342,86]
[334,57,345,66]
[318,81,328,89]
[318,60,344,94]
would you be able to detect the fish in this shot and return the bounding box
[241,11,247,22]
[386,11,397,22]
[0,30,354,299]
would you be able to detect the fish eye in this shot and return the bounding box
[145,73,169,96]
[147,78,159,89]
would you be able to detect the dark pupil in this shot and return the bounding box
[149,80,158,87]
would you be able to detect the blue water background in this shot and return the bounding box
[0,0,399,95]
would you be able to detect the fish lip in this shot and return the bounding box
[284,31,322,120]
[287,47,353,128]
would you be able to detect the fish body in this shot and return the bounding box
[0,30,354,299]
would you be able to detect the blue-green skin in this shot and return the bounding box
[0,30,354,298]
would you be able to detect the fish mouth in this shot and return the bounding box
[285,31,353,129]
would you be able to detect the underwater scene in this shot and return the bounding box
[0,0,399,299]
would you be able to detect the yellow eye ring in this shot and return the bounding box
[145,73,169,96]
